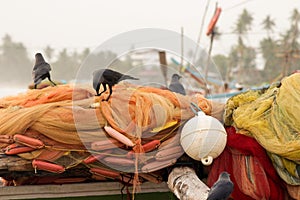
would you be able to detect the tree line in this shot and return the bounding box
[0,35,125,86]
[0,8,299,87]
[213,8,300,86]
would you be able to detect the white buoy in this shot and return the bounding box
[180,110,227,165]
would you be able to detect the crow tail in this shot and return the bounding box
[121,75,139,81]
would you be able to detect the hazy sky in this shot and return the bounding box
[0,0,299,57]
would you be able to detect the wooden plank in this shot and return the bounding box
[0,181,170,199]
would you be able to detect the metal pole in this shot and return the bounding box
[192,0,210,65]
[204,32,215,94]
[181,27,184,71]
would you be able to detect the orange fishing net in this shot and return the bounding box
[0,83,217,191]
[0,83,215,147]
[99,84,212,138]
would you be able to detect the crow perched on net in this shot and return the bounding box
[168,73,186,95]
[92,69,139,101]
[32,53,56,89]
[207,172,234,200]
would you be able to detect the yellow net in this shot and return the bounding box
[224,73,300,185]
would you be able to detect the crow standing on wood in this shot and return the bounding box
[32,53,56,89]
[92,69,139,101]
[168,73,186,95]
[207,172,234,200]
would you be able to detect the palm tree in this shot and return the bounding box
[261,15,276,38]
[290,9,300,25]
[44,45,54,62]
[289,9,300,73]
[0,34,32,84]
[260,38,281,82]
[260,15,280,82]
[230,9,255,83]
[234,9,253,36]
[278,8,300,76]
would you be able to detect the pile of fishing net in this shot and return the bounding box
[208,73,300,199]
[0,82,221,187]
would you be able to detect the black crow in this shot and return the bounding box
[32,53,56,89]
[168,74,186,95]
[92,69,138,101]
[207,172,234,200]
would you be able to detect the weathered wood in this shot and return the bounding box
[0,154,32,171]
[168,166,209,200]
[0,181,170,199]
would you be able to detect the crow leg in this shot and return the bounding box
[34,78,43,89]
[95,83,101,96]
[104,84,113,101]
[48,76,56,86]
[98,84,107,96]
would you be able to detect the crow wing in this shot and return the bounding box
[32,63,51,82]
[93,69,127,87]
[207,180,234,200]
[102,69,124,85]
[169,82,186,95]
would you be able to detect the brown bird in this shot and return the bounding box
[93,69,138,101]
[32,53,56,89]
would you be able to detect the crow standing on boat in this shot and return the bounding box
[168,73,186,95]
[93,69,139,101]
[207,171,234,200]
[32,53,56,89]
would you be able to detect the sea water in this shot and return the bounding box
[0,87,27,98]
